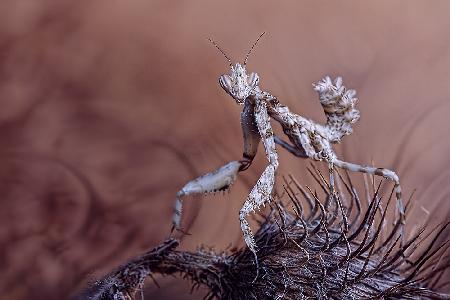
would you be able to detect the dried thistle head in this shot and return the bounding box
[81,168,450,300]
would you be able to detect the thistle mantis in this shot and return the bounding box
[172,33,405,269]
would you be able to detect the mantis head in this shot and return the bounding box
[209,32,265,105]
[219,63,259,104]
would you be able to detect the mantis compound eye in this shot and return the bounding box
[219,73,246,104]
[247,72,259,89]
[219,74,233,95]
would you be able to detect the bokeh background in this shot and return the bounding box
[1,1,450,299]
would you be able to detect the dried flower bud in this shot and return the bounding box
[81,170,450,300]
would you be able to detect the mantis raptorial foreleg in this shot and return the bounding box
[239,99,279,254]
[172,99,261,233]
[172,161,242,232]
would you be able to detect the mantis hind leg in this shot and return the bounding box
[332,158,405,244]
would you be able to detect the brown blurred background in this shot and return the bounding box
[1,1,450,299]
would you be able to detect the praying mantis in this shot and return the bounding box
[171,33,405,267]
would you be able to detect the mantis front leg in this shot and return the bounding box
[172,161,242,232]
[239,99,279,254]
[172,100,261,232]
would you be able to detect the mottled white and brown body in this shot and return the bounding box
[172,35,405,264]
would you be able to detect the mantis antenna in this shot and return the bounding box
[208,38,232,66]
[244,32,266,65]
